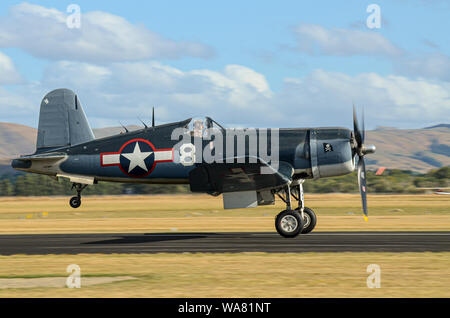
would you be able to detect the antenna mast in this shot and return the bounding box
[152,107,155,127]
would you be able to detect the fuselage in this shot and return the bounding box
[12,118,356,185]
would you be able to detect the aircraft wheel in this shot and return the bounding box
[296,207,317,234]
[275,210,303,238]
[69,196,81,209]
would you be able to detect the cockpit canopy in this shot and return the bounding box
[186,117,225,138]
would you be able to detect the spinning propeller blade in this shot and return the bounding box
[353,105,363,148]
[352,105,375,221]
[357,157,368,221]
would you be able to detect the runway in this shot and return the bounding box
[0,232,449,255]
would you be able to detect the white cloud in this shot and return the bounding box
[43,61,111,88]
[36,61,275,126]
[395,53,450,82]
[292,23,403,57]
[191,65,273,107]
[2,61,449,129]
[41,61,450,128]
[277,70,450,128]
[0,52,22,84]
[0,87,34,122]
[0,3,214,62]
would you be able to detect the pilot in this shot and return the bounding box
[193,120,204,138]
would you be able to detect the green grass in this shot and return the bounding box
[0,194,448,220]
[0,252,448,297]
[0,194,449,234]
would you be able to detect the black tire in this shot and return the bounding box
[296,207,317,234]
[275,210,304,238]
[69,196,81,208]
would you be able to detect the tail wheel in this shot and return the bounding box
[275,210,304,238]
[296,207,317,234]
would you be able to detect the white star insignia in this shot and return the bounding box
[121,142,153,173]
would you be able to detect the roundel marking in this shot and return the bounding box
[100,138,173,178]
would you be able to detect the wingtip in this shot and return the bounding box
[363,215,368,222]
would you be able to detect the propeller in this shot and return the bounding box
[352,105,376,221]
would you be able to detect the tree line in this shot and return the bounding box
[302,166,449,194]
[0,166,448,196]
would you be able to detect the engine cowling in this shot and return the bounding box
[309,128,355,179]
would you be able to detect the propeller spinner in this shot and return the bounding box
[352,106,376,221]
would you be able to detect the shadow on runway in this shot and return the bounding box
[82,233,218,245]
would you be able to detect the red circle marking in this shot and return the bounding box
[118,138,156,178]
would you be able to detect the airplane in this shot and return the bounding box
[11,88,376,238]
[416,187,450,195]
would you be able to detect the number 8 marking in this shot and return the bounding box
[180,143,196,166]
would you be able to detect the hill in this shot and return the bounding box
[0,122,448,173]
[0,123,37,166]
[424,124,450,129]
[365,126,449,172]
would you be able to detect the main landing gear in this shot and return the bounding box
[274,181,317,238]
[69,183,88,208]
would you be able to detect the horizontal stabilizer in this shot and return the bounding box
[15,153,67,161]
[11,152,67,171]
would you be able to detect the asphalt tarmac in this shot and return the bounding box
[0,232,449,255]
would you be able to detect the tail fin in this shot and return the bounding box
[36,88,95,152]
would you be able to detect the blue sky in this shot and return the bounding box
[0,0,449,129]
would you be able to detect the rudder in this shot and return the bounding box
[36,88,95,151]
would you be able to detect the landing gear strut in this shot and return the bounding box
[69,183,87,208]
[274,181,317,237]
[291,181,317,234]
